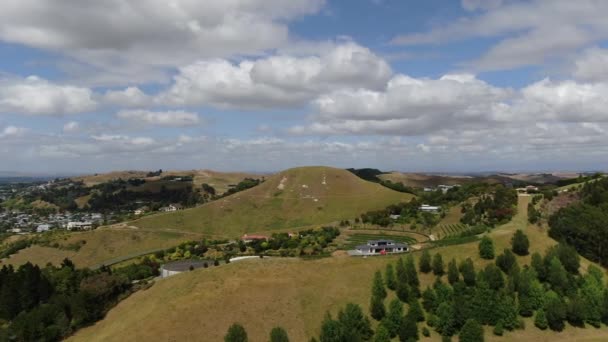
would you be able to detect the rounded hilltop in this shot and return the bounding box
[132,166,413,237]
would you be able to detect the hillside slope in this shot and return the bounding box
[133,166,413,237]
[71,195,608,342]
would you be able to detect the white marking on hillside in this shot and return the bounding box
[302,184,308,189]
[322,174,327,185]
[277,176,287,190]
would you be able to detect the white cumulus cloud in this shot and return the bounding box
[116,109,200,127]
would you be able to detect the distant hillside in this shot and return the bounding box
[132,166,413,237]
[72,169,263,195]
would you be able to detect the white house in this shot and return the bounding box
[389,214,401,220]
[67,221,93,231]
[419,204,441,213]
[354,240,409,256]
[36,224,51,233]
[160,204,182,212]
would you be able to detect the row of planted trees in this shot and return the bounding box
[225,229,608,341]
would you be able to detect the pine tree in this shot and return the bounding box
[337,303,374,341]
[460,258,476,287]
[225,323,248,342]
[270,327,290,342]
[483,264,504,291]
[496,294,519,330]
[319,313,343,342]
[419,250,432,273]
[534,309,548,330]
[432,253,445,276]
[396,257,406,281]
[384,299,403,337]
[458,319,484,342]
[531,252,546,281]
[447,259,459,285]
[405,254,421,297]
[511,229,530,256]
[398,313,419,342]
[495,249,516,274]
[566,295,586,327]
[436,302,456,337]
[396,281,411,303]
[373,324,391,342]
[544,291,566,331]
[472,281,498,326]
[370,294,386,321]
[385,264,397,291]
[408,297,425,322]
[493,321,504,336]
[422,287,438,313]
[602,288,608,326]
[547,257,568,294]
[478,236,494,260]
[372,271,387,299]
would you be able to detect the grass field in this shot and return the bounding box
[435,223,474,239]
[1,228,190,269]
[71,194,608,341]
[132,167,414,238]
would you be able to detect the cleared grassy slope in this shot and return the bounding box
[1,229,189,269]
[71,195,608,342]
[132,166,414,237]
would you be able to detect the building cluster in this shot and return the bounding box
[0,211,103,234]
[423,184,459,193]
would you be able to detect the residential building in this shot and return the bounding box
[419,204,441,213]
[353,240,408,256]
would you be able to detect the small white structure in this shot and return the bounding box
[36,224,51,233]
[8,228,22,233]
[389,214,401,220]
[67,221,93,231]
[353,240,409,256]
[419,204,441,213]
[160,204,181,212]
[438,184,458,193]
[160,260,213,278]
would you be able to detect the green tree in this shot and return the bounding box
[511,229,530,256]
[458,319,484,342]
[460,258,476,287]
[408,297,425,322]
[478,236,494,260]
[492,321,504,336]
[384,299,403,337]
[422,287,438,313]
[447,259,459,285]
[432,253,445,276]
[602,288,608,325]
[495,249,516,274]
[496,294,519,330]
[373,324,391,342]
[531,252,546,281]
[385,264,397,291]
[544,291,566,331]
[419,250,432,273]
[270,327,290,342]
[372,271,387,299]
[337,303,374,341]
[483,264,504,291]
[398,314,419,342]
[547,257,568,294]
[566,295,586,327]
[534,309,548,330]
[405,254,421,297]
[370,295,386,321]
[319,314,343,342]
[436,302,456,337]
[518,267,544,317]
[225,323,248,342]
[396,281,411,303]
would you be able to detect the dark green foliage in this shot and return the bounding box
[602,288,608,325]
[422,327,430,337]
[527,203,541,224]
[580,268,604,327]
[337,303,374,341]
[482,264,504,291]
[372,271,387,299]
[432,253,445,276]
[384,299,403,337]
[548,177,608,266]
[531,252,546,281]
[396,281,411,303]
[373,324,391,342]
[422,287,438,313]
[495,249,516,274]
[534,309,548,330]
[385,264,396,291]
[460,258,476,287]
[511,230,530,255]
[408,298,425,322]
[370,295,386,321]
[493,321,504,336]
[496,294,519,330]
[547,257,569,294]
[566,295,586,327]
[436,302,456,337]
[398,314,418,342]
[447,259,459,285]
[517,267,544,317]
[458,319,484,342]
[544,291,567,331]
[419,250,432,274]
[478,236,494,260]
[225,323,248,342]
[320,314,343,342]
[545,244,580,275]
[471,281,499,325]
[404,255,420,297]
[270,327,289,342]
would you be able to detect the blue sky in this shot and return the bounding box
[1,0,608,174]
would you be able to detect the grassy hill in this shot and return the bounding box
[132,166,414,237]
[1,228,190,269]
[70,195,608,342]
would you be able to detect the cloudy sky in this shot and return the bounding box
[1,0,608,174]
